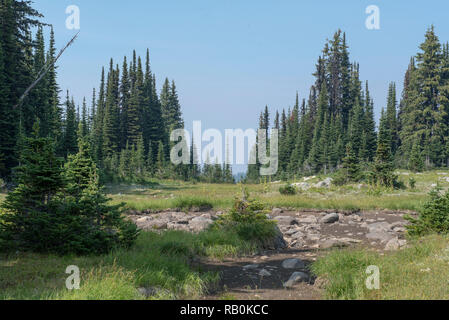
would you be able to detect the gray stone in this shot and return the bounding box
[189,216,213,232]
[291,182,310,190]
[282,258,305,269]
[320,212,339,224]
[314,178,333,188]
[243,264,259,270]
[283,272,309,287]
[259,269,271,277]
[274,216,297,225]
[272,208,284,215]
[366,231,394,243]
[367,222,391,233]
[385,238,401,250]
[291,231,305,239]
[297,216,318,224]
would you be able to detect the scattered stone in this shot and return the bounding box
[320,212,339,224]
[259,269,271,277]
[282,258,305,269]
[385,238,402,250]
[283,272,309,288]
[297,216,318,224]
[189,216,213,232]
[274,216,297,226]
[366,231,394,243]
[243,264,259,270]
[272,208,283,215]
[291,231,305,239]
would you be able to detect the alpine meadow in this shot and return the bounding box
[1,0,449,306]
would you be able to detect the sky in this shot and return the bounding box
[33,0,449,173]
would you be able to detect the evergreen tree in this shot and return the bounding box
[63,91,78,157]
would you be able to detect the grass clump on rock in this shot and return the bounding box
[212,188,279,245]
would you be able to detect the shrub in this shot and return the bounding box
[212,188,277,243]
[406,187,449,236]
[279,184,296,195]
[409,177,416,190]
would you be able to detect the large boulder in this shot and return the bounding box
[283,272,309,288]
[320,212,339,224]
[314,178,333,188]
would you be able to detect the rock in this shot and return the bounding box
[284,228,301,236]
[243,264,259,270]
[306,233,321,241]
[367,222,391,233]
[272,227,288,249]
[167,222,189,231]
[291,231,305,239]
[136,216,150,223]
[297,216,318,224]
[138,218,169,230]
[274,216,297,226]
[385,238,401,250]
[313,277,328,289]
[320,239,341,249]
[393,226,406,233]
[348,214,363,222]
[259,269,271,277]
[291,182,310,190]
[272,208,283,215]
[281,258,305,269]
[189,216,213,232]
[320,212,339,224]
[303,176,316,181]
[366,231,394,243]
[283,272,309,288]
[314,177,333,188]
[137,287,169,298]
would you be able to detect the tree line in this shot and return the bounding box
[248,26,449,185]
[0,0,234,184]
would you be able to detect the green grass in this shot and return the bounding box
[0,224,269,300]
[311,234,449,299]
[106,169,449,212]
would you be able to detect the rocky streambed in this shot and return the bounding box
[128,207,416,299]
[129,207,414,251]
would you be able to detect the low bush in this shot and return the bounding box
[279,184,297,195]
[406,187,449,236]
[212,188,277,245]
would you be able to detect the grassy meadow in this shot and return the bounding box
[1,170,448,300]
[106,170,448,213]
[311,235,449,299]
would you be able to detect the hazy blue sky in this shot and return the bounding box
[33,0,449,172]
